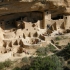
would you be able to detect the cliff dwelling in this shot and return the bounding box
[0,0,70,62]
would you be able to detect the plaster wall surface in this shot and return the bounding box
[65,16,70,29]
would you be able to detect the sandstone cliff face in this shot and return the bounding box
[0,0,70,16]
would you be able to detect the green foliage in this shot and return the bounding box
[57,43,70,60]
[55,37,61,41]
[0,59,12,70]
[3,59,12,67]
[13,55,63,70]
[13,67,21,70]
[27,55,63,70]
[21,57,30,63]
[55,42,59,45]
[36,44,56,56]
[0,62,5,70]
[48,44,56,52]
[36,47,48,56]
[67,63,70,70]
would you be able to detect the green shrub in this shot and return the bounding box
[29,68,34,70]
[22,57,30,63]
[12,55,63,70]
[57,43,70,60]
[27,55,63,70]
[55,42,59,45]
[13,67,21,70]
[3,59,12,67]
[36,47,49,56]
[55,37,61,41]
[36,44,56,56]
[0,60,12,70]
[48,44,56,52]
[0,62,5,70]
